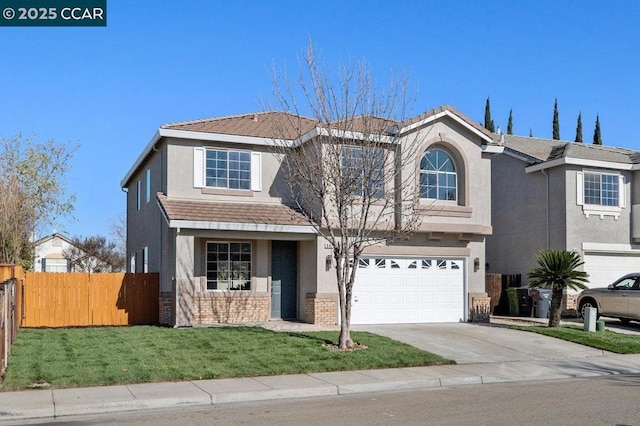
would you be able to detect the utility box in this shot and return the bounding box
[583,307,597,332]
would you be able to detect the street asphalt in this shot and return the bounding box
[1,318,639,423]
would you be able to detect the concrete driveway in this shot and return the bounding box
[353,323,609,364]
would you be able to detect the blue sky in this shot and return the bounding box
[2,0,638,239]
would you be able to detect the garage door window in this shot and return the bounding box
[358,258,462,270]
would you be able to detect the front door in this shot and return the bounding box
[271,241,297,319]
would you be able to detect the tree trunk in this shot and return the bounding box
[336,253,354,349]
[548,287,564,327]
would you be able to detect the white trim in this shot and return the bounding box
[205,240,253,292]
[576,171,584,206]
[481,145,504,154]
[193,147,205,188]
[582,242,640,255]
[526,157,633,173]
[400,110,493,143]
[579,169,624,219]
[168,219,316,234]
[160,128,283,147]
[250,152,262,191]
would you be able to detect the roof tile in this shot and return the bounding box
[157,194,309,227]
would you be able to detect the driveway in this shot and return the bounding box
[353,323,609,364]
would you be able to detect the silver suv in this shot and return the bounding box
[578,273,640,324]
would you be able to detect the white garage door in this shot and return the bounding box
[583,253,640,289]
[351,257,465,324]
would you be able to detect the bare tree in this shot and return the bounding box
[268,44,428,349]
[0,135,76,267]
[64,235,125,273]
[109,212,126,264]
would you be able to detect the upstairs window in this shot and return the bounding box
[420,148,457,201]
[341,146,384,198]
[584,172,619,206]
[194,148,261,192]
[206,149,251,190]
[576,170,625,219]
[145,168,151,203]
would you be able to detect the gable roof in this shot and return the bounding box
[34,232,76,247]
[122,105,496,187]
[498,134,640,171]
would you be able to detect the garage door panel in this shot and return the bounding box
[583,254,640,290]
[352,256,465,324]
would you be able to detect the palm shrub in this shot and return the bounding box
[527,249,589,327]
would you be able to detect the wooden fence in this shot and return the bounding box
[22,272,159,327]
[0,265,24,370]
[485,273,522,315]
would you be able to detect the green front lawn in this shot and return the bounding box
[2,326,453,391]
[514,325,640,354]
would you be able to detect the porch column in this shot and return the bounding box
[175,233,196,326]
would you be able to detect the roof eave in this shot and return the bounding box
[400,109,493,144]
[121,130,162,188]
[526,157,634,173]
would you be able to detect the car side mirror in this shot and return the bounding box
[608,284,614,289]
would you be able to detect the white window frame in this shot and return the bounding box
[145,168,151,203]
[193,147,262,192]
[142,246,148,273]
[420,148,458,202]
[577,170,625,220]
[205,241,252,291]
[136,180,141,210]
[340,145,385,198]
[130,253,136,273]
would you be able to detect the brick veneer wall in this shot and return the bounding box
[159,293,173,326]
[562,293,578,317]
[195,292,270,324]
[305,293,337,325]
[469,296,491,323]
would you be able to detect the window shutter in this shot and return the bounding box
[41,258,46,272]
[576,172,584,206]
[251,152,262,191]
[619,175,625,208]
[193,147,205,188]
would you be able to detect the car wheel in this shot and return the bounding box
[579,299,599,319]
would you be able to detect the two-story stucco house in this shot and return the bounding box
[121,105,501,327]
[488,134,640,290]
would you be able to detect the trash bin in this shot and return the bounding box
[516,288,532,317]
[535,289,552,318]
[506,287,519,316]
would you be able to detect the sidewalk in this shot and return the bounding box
[1,318,639,422]
[2,353,640,422]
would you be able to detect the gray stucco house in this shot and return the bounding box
[488,134,640,292]
[121,105,501,327]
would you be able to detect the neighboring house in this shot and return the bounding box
[121,105,502,327]
[33,233,77,272]
[488,134,640,290]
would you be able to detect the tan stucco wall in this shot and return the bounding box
[165,139,291,204]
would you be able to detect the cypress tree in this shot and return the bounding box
[552,98,560,140]
[529,128,533,137]
[507,109,513,135]
[575,112,583,143]
[484,97,495,132]
[593,115,602,145]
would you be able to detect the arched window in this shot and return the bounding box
[420,148,457,201]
